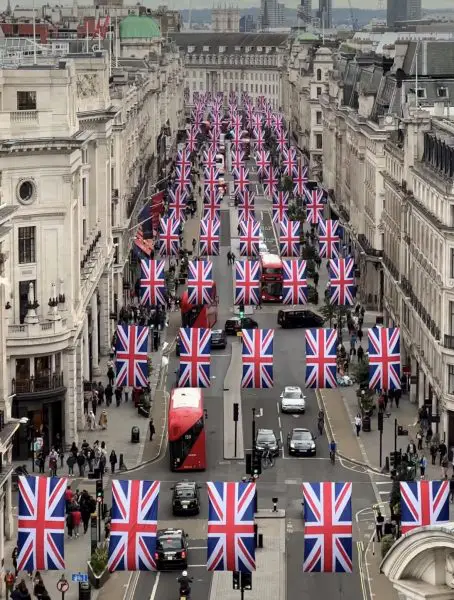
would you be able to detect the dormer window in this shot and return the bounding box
[416,88,426,99]
[257,46,262,52]
[188,45,195,53]
[219,46,225,53]
[437,87,448,98]
[203,45,210,52]
[234,46,241,52]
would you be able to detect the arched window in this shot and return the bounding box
[316,68,322,81]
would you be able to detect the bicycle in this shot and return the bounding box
[261,446,275,469]
[329,449,336,465]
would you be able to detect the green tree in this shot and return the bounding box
[352,357,370,388]
[319,300,348,327]
[381,535,395,559]
[282,175,293,193]
[287,202,306,223]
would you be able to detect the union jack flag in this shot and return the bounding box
[187,260,214,305]
[17,476,66,571]
[115,324,149,387]
[272,190,289,224]
[263,166,278,196]
[178,327,212,388]
[303,482,353,573]
[176,147,190,171]
[305,328,337,388]
[204,166,220,191]
[108,480,160,571]
[241,328,274,388]
[282,146,298,177]
[175,165,191,190]
[400,481,449,534]
[273,113,283,132]
[293,162,308,197]
[203,148,216,169]
[234,260,261,305]
[238,190,255,221]
[318,219,340,259]
[168,186,187,221]
[279,220,300,257]
[203,197,221,221]
[239,218,260,257]
[276,129,288,153]
[200,218,220,257]
[305,188,326,225]
[231,149,245,172]
[207,481,256,572]
[282,259,307,304]
[233,166,249,194]
[139,259,166,306]
[329,258,356,306]
[158,218,180,257]
[264,111,273,129]
[255,150,270,175]
[253,127,264,150]
[187,128,198,153]
[368,327,401,391]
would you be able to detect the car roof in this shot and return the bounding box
[284,386,302,392]
[175,480,196,489]
[258,428,275,435]
[157,528,185,537]
[211,329,223,334]
[292,428,310,433]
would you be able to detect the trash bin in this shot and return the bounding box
[131,426,140,443]
[79,581,91,600]
[362,415,371,432]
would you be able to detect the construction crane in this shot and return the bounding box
[347,0,359,31]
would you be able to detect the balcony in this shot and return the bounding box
[382,252,399,281]
[357,234,383,258]
[400,276,412,296]
[126,179,148,220]
[12,372,66,400]
[443,335,454,350]
[80,230,102,271]
[8,319,68,338]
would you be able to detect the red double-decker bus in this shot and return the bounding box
[168,388,206,471]
[180,283,218,328]
[260,253,283,302]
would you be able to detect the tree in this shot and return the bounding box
[319,300,348,328]
[287,202,306,223]
[352,357,370,388]
[282,175,293,193]
[381,535,395,559]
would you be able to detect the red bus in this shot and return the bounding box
[260,253,283,302]
[180,283,218,328]
[168,388,206,471]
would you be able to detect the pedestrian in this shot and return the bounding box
[357,328,363,343]
[66,453,76,476]
[107,364,115,386]
[357,346,364,362]
[80,492,96,534]
[442,454,449,479]
[48,453,58,477]
[72,506,82,538]
[33,573,46,600]
[12,547,18,577]
[426,427,433,448]
[407,440,417,459]
[430,442,438,465]
[66,510,74,538]
[149,418,156,441]
[109,450,118,473]
[450,474,454,503]
[375,509,384,541]
[36,452,45,474]
[313,271,319,287]
[14,580,31,600]
[419,454,427,479]
[58,446,64,469]
[98,410,108,430]
[227,251,231,265]
[4,571,15,600]
[76,451,86,477]
[439,441,447,466]
[416,429,423,451]
[87,410,96,431]
[115,386,122,407]
[105,383,113,407]
[64,485,74,511]
[354,414,361,437]
[97,382,105,405]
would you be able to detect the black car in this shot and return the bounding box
[224,316,258,335]
[155,528,189,570]
[211,329,227,349]
[277,308,324,329]
[171,481,201,516]
[287,428,316,456]
[255,428,280,457]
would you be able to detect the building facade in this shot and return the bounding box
[212,8,240,33]
[171,32,287,110]
[387,0,422,28]
[0,17,183,458]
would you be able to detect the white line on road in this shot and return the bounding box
[149,572,160,600]
[379,490,389,495]
[374,481,391,485]
[280,430,283,444]
[276,401,279,415]
[278,416,282,428]
[189,546,208,550]
[188,564,208,568]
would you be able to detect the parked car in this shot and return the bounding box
[224,316,258,335]
[171,481,201,516]
[155,528,189,570]
[211,329,227,349]
[277,308,324,329]
[287,428,316,456]
[280,386,306,413]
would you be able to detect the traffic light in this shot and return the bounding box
[233,402,239,422]
[377,411,384,432]
[390,451,401,468]
[232,571,240,590]
[96,479,104,503]
[239,301,245,319]
[252,452,262,476]
[241,573,252,590]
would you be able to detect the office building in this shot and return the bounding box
[387,0,422,28]
[297,0,312,25]
[317,0,332,29]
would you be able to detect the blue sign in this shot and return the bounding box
[71,573,88,583]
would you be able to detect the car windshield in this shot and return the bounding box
[175,487,195,498]
[157,537,183,551]
[293,431,312,441]
[284,391,302,399]
[257,432,276,444]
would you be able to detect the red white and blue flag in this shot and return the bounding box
[263,166,278,196]
[253,127,264,150]
[115,324,149,387]
[178,327,212,388]
[239,218,261,257]
[108,479,160,571]
[272,190,289,224]
[231,149,245,172]
[282,259,307,304]
[279,220,300,257]
[234,260,261,305]
[17,476,66,571]
[305,188,326,225]
[293,161,308,197]
[203,193,221,221]
[282,146,298,177]
[176,147,190,171]
[168,186,187,221]
[187,260,214,305]
[329,258,356,306]
[305,328,337,388]
[203,148,216,169]
[303,482,353,573]
[139,259,166,306]
[318,219,340,259]
[368,327,401,391]
[187,128,198,153]
[200,218,220,257]
[276,129,288,153]
[158,218,180,257]
[175,165,191,190]
[233,166,249,194]
[255,150,270,176]
[242,328,274,388]
[238,190,255,221]
[400,480,449,534]
[207,481,256,572]
[204,166,220,192]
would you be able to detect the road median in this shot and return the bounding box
[223,338,245,459]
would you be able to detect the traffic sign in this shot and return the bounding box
[57,579,69,593]
[71,573,88,583]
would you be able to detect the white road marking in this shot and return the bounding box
[188,564,207,568]
[149,572,160,600]
[276,401,280,415]
[379,490,389,495]
[280,431,283,444]
[189,546,207,550]
[278,417,282,428]
[375,481,391,485]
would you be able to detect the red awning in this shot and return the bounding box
[134,226,154,257]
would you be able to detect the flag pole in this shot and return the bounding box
[115,8,119,68]
[86,20,89,53]
[32,0,37,64]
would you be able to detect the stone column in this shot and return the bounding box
[65,345,79,445]
[409,357,418,404]
[99,274,112,356]
[91,293,100,376]
[4,452,13,540]
[75,339,84,432]
[0,492,5,599]
[83,314,90,382]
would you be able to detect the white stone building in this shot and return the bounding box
[170,32,288,110]
[0,19,183,460]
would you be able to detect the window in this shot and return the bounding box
[416,88,426,99]
[315,134,323,149]
[18,226,36,263]
[316,111,322,125]
[437,87,448,98]
[316,87,322,97]
[82,178,87,207]
[316,68,322,81]
[82,219,87,243]
[449,365,454,394]
[450,301,454,335]
[17,91,36,111]
[19,280,36,324]
[203,45,209,52]
[451,248,454,278]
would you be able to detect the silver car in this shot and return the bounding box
[280,386,306,413]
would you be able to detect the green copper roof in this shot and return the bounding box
[119,15,161,40]
[296,32,319,41]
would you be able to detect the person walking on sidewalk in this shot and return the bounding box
[66,453,76,476]
[375,509,384,541]
[4,571,15,599]
[416,429,423,451]
[76,451,86,477]
[66,510,74,539]
[149,419,156,441]
[419,454,427,479]
[109,450,118,473]
[115,386,122,407]
[430,441,438,465]
[354,414,361,437]
[72,507,82,538]
[107,361,115,386]
[12,547,18,578]
[105,383,113,407]
[439,440,447,466]
[442,453,449,479]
